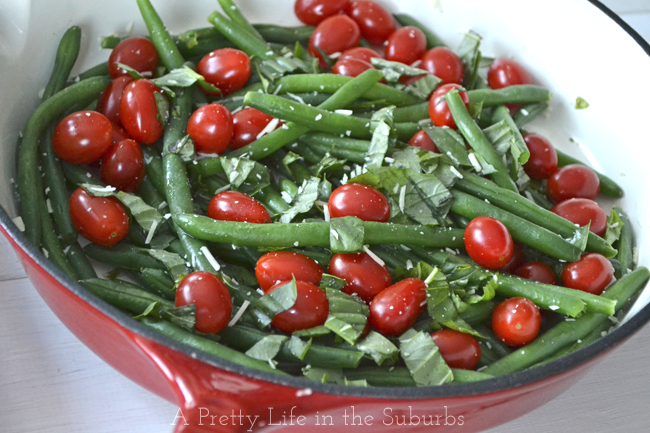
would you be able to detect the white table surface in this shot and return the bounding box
[2,1,650,432]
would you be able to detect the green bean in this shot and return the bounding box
[217,0,265,41]
[61,161,103,187]
[278,178,300,200]
[615,207,635,276]
[140,267,177,300]
[208,11,272,59]
[535,319,612,366]
[84,243,167,271]
[364,223,464,248]
[459,301,495,326]
[43,26,82,100]
[136,0,185,70]
[474,325,512,358]
[299,132,371,153]
[394,14,446,48]
[65,243,98,280]
[483,267,650,376]
[468,85,551,107]
[82,277,175,313]
[18,76,110,246]
[176,34,234,59]
[38,195,78,279]
[137,176,169,212]
[290,142,322,164]
[555,149,624,198]
[252,185,291,216]
[70,62,109,82]
[344,367,416,386]
[141,146,167,196]
[491,105,530,166]
[303,141,368,164]
[451,369,494,383]
[512,102,548,128]
[254,24,314,44]
[390,102,429,123]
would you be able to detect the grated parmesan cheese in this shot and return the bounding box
[363,246,385,266]
[200,246,221,271]
[228,300,250,327]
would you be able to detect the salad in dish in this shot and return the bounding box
[14,0,649,386]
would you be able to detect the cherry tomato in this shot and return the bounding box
[546,164,600,203]
[464,216,514,270]
[207,191,271,224]
[308,15,361,67]
[52,111,113,165]
[522,133,558,180]
[230,107,278,150]
[255,251,324,292]
[420,47,464,85]
[384,26,426,65]
[332,58,374,78]
[175,271,232,334]
[551,198,607,237]
[97,76,133,125]
[515,261,558,285]
[408,130,439,153]
[501,241,526,274]
[369,278,427,337]
[100,138,145,192]
[269,280,329,333]
[111,122,131,144]
[487,58,533,90]
[119,79,166,145]
[562,253,614,295]
[430,329,481,370]
[186,103,233,154]
[345,1,396,45]
[69,187,129,247]
[294,0,349,25]
[108,37,159,79]
[491,297,542,348]
[339,47,382,63]
[197,48,251,96]
[328,183,391,222]
[328,252,392,304]
[428,83,469,129]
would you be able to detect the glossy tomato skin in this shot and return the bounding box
[551,198,607,237]
[369,278,427,337]
[491,297,542,348]
[408,130,439,153]
[332,58,373,78]
[562,253,615,295]
[420,47,464,85]
[111,122,131,144]
[100,139,145,192]
[464,216,514,270]
[108,37,159,79]
[294,0,349,25]
[187,103,233,154]
[384,26,426,65]
[522,133,558,180]
[308,15,361,67]
[501,242,526,274]
[431,329,481,370]
[69,187,129,247]
[328,183,391,222]
[487,58,533,90]
[547,164,600,203]
[230,107,277,150]
[328,252,392,304]
[345,1,396,45]
[256,251,324,292]
[515,261,558,285]
[428,83,469,129]
[97,76,133,125]
[197,48,251,96]
[269,280,329,333]
[339,47,382,63]
[53,111,113,165]
[175,271,232,334]
[207,191,271,224]
[119,79,165,145]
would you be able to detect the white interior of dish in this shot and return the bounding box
[1,0,648,319]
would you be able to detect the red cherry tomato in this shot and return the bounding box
[187,103,233,154]
[547,164,600,203]
[230,107,278,150]
[207,191,271,224]
[119,79,165,145]
[501,241,526,274]
[255,251,325,292]
[111,122,131,145]
[522,133,558,180]
[328,183,391,222]
[175,271,232,334]
[420,47,464,85]
[197,48,251,96]
[487,58,533,90]
[408,130,439,153]
[69,187,129,247]
[308,15,361,67]
[551,198,608,237]
[464,216,514,270]
[369,278,427,337]
[431,329,481,370]
[384,26,426,65]
[100,138,145,192]
[97,76,133,125]
[491,297,542,348]
[515,261,558,285]
[52,111,113,165]
[339,47,382,63]
[328,252,392,304]
[294,0,349,25]
[108,37,159,79]
[561,253,614,295]
[345,1,396,45]
[269,280,329,333]
[332,58,374,77]
[428,83,469,129]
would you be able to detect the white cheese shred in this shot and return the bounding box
[449,166,463,179]
[144,219,159,245]
[256,118,280,140]
[363,246,385,267]
[200,246,221,271]
[398,185,406,213]
[468,153,482,173]
[323,204,330,222]
[228,300,250,327]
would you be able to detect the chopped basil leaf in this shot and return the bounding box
[288,335,312,361]
[399,330,453,386]
[153,91,170,126]
[319,273,347,291]
[160,304,197,331]
[457,31,482,90]
[152,66,222,95]
[324,288,368,345]
[254,278,298,319]
[146,249,192,280]
[329,216,365,253]
[356,331,399,366]
[424,126,472,167]
[245,334,289,367]
[605,208,624,246]
[575,96,590,109]
[279,177,320,223]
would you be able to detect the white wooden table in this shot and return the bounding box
[2,1,650,432]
